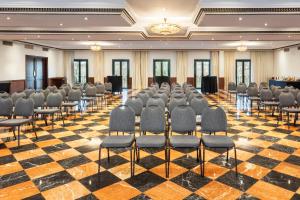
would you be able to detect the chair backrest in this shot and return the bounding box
[96,84,105,94]
[290,88,299,98]
[0,97,13,117]
[0,92,10,98]
[169,98,187,114]
[201,107,227,133]
[68,89,82,102]
[11,92,26,106]
[171,105,196,133]
[109,105,135,132]
[273,88,283,101]
[248,82,257,88]
[61,86,71,96]
[228,82,236,91]
[46,93,63,107]
[191,97,209,115]
[141,105,165,133]
[171,93,185,99]
[188,92,203,104]
[137,92,149,107]
[24,89,35,98]
[259,82,268,91]
[147,97,165,110]
[86,86,96,97]
[47,85,57,93]
[30,92,45,108]
[14,98,34,117]
[297,92,300,105]
[125,97,143,116]
[260,88,273,101]
[279,92,295,108]
[247,86,258,97]
[104,82,112,91]
[155,92,168,104]
[236,83,247,93]
[41,89,50,100]
[56,89,66,101]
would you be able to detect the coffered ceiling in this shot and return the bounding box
[0,0,299,49]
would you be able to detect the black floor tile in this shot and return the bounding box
[76,193,98,200]
[23,193,45,200]
[183,193,205,200]
[268,143,296,154]
[247,155,280,169]
[130,194,152,200]
[257,135,280,142]
[237,144,264,154]
[136,155,165,169]
[19,155,54,169]
[172,155,199,169]
[209,155,242,169]
[0,154,16,165]
[284,135,300,142]
[10,143,38,153]
[42,143,71,154]
[0,170,30,189]
[98,155,128,169]
[75,144,99,154]
[262,171,300,192]
[57,155,91,169]
[284,155,300,166]
[60,135,83,142]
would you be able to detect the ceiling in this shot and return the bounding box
[0,0,299,50]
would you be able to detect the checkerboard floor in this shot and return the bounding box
[0,90,299,200]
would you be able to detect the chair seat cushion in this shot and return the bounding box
[0,118,32,126]
[228,90,237,94]
[62,102,77,107]
[262,101,279,106]
[81,97,95,101]
[136,135,166,148]
[34,108,60,114]
[201,135,234,148]
[101,135,134,148]
[282,108,300,113]
[196,115,201,124]
[169,135,200,148]
[249,96,260,101]
[96,94,104,97]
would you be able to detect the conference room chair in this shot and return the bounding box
[96,84,106,108]
[0,97,14,140]
[137,92,149,107]
[125,97,143,129]
[47,85,57,93]
[0,92,10,98]
[11,92,26,106]
[62,89,82,119]
[259,82,268,91]
[191,97,209,130]
[258,88,279,117]
[247,86,260,114]
[82,85,97,111]
[277,91,299,127]
[24,88,35,98]
[227,82,237,101]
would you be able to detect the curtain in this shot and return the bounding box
[176,51,188,84]
[92,51,105,83]
[250,51,274,84]
[210,51,219,77]
[224,51,235,90]
[63,51,75,84]
[133,51,148,90]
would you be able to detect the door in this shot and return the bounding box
[73,59,88,84]
[236,60,251,86]
[194,59,211,88]
[112,59,129,89]
[25,55,48,90]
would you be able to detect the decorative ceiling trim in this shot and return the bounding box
[0,7,136,25]
[194,7,300,25]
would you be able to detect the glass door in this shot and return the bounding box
[153,59,170,77]
[73,59,88,84]
[194,59,211,88]
[236,60,251,86]
[112,59,129,89]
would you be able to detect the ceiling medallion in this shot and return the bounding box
[237,41,248,52]
[90,44,101,51]
[150,18,181,35]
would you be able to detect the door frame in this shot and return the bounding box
[25,55,48,90]
[112,59,130,89]
[153,59,171,77]
[73,59,89,84]
[235,59,251,85]
[194,59,211,89]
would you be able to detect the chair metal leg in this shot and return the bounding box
[130,147,133,177]
[12,127,16,140]
[107,148,110,163]
[133,145,136,176]
[17,125,20,147]
[196,148,199,162]
[51,113,54,130]
[226,148,229,162]
[202,145,205,176]
[32,121,37,139]
[167,146,170,178]
[234,146,238,177]
[60,110,65,126]
[98,146,101,174]
[199,142,203,176]
[287,112,290,128]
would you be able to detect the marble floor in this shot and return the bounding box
[0,90,299,200]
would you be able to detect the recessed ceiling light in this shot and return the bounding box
[118,38,122,40]
[84,17,88,21]
[71,38,75,41]
[239,35,243,38]
[59,23,63,26]
[6,16,11,20]
[211,37,215,40]
[238,17,243,21]
[264,23,268,27]
[288,35,292,38]
[256,38,259,40]
[37,35,40,38]
[87,35,91,38]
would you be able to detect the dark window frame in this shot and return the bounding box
[235,59,251,85]
[73,59,89,84]
[153,59,171,77]
[112,59,130,89]
[194,59,211,89]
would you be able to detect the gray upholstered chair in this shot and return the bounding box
[35,93,65,129]
[30,92,45,109]
[125,97,143,128]
[155,92,168,104]
[191,97,209,127]
[0,98,37,146]
[168,105,199,177]
[247,86,260,113]
[0,97,13,120]
[200,107,237,176]
[11,92,26,106]
[259,82,268,91]
[147,96,165,110]
[0,92,10,98]
[82,86,97,111]
[98,105,135,177]
[41,89,50,100]
[188,92,204,105]
[24,89,35,98]
[62,89,82,118]
[278,92,299,127]
[137,92,149,107]
[258,88,279,117]
[227,82,237,101]
[104,82,112,103]
[248,82,257,88]
[96,84,106,108]
[134,105,167,177]
[47,85,57,93]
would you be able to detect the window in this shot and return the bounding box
[73,59,88,84]
[194,59,211,88]
[112,59,129,89]
[153,59,170,77]
[236,59,251,86]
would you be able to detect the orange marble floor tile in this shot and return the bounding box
[89,125,108,131]
[42,181,90,200]
[66,138,90,148]
[237,162,271,179]
[49,148,81,161]
[265,131,289,138]
[80,131,103,138]
[291,131,300,137]
[293,148,300,157]
[65,125,87,131]
[276,139,300,148]
[196,181,242,200]
[0,161,23,176]
[14,148,46,161]
[249,139,273,148]
[151,163,187,179]
[238,131,262,139]
[119,149,149,161]
[42,125,63,131]
[67,162,100,180]
[35,138,62,148]
[0,181,40,200]
[254,125,275,131]
[154,149,184,161]
[25,162,64,179]
[109,162,146,180]
[247,181,294,200]
[0,148,11,157]
[145,181,192,200]
[84,149,112,161]
[230,125,252,131]
[52,131,75,138]
[227,149,255,161]
[4,138,33,148]
[273,162,300,179]
[258,148,290,161]
[193,163,229,180]
[93,181,141,200]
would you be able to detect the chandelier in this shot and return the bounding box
[237,42,248,52]
[90,44,101,51]
[150,18,181,35]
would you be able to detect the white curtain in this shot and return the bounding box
[211,51,219,77]
[63,51,75,84]
[92,51,105,83]
[133,51,148,90]
[224,51,235,90]
[176,51,188,84]
[250,51,274,84]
